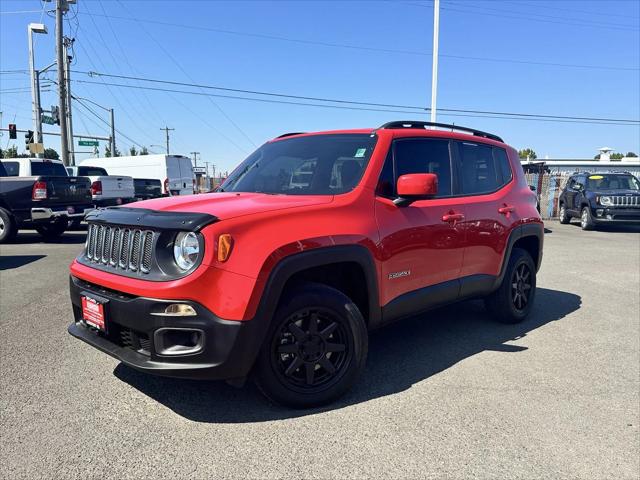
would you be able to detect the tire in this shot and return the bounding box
[558,203,571,224]
[485,248,537,324]
[0,207,17,243]
[254,282,368,408]
[580,206,595,230]
[35,220,67,240]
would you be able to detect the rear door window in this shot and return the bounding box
[455,142,512,195]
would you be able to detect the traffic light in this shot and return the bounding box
[25,130,34,146]
[8,124,17,139]
[51,105,60,125]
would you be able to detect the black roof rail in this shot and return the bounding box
[378,121,504,143]
[277,132,306,139]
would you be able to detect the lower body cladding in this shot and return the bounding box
[591,207,640,224]
[68,276,261,380]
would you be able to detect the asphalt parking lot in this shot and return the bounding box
[0,222,638,479]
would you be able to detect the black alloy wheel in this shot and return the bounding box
[511,263,532,312]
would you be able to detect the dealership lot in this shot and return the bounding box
[0,223,638,479]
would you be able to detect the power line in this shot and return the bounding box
[72,70,640,124]
[71,77,639,126]
[76,11,639,72]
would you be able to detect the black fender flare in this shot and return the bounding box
[493,223,544,290]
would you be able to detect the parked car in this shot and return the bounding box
[79,155,194,196]
[558,171,640,229]
[68,121,543,407]
[133,178,163,201]
[0,158,92,242]
[66,166,136,207]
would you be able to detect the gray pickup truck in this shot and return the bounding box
[0,158,93,242]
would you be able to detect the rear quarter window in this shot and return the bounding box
[30,161,68,176]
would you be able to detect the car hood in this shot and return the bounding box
[592,189,640,196]
[128,192,334,220]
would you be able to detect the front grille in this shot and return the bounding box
[85,223,155,275]
[119,328,151,356]
[611,196,640,207]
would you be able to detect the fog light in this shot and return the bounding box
[596,209,604,217]
[154,328,204,356]
[151,303,197,316]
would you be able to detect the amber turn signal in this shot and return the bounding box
[217,234,233,262]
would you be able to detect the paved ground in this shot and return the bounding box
[1,222,638,479]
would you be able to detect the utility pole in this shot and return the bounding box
[190,151,200,167]
[64,37,75,165]
[110,108,116,156]
[430,0,440,126]
[160,126,174,155]
[56,0,70,165]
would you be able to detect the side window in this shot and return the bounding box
[1,162,20,176]
[493,147,512,185]
[393,139,452,197]
[457,142,506,195]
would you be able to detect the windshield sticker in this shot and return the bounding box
[589,175,604,180]
[354,148,367,158]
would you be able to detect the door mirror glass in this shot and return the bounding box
[395,173,438,206]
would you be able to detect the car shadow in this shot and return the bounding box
[0,254,46,270]
[113,287,581,423]
[9,231,87,244]
[566,222,640,233]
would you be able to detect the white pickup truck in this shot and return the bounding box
[66,166,136,207]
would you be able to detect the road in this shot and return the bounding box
[1,223,638,479]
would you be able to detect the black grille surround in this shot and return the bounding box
[78,207,216,281]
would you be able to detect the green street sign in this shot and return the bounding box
[41,115,55,125]
[78,139,99,147]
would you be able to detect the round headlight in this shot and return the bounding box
[600,196,612,206]
[173,232,200,271]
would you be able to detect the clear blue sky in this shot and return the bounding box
[1,0,639,174]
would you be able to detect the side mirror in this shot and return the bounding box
[394,173,438,206]
[529,185,536,192]
[574,182,584,191]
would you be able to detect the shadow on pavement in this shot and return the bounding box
[114,287,581,423]
[0,254,46,270]
[8,231,87,244]
[567,223,640,233]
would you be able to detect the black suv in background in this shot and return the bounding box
[558,172,640,230]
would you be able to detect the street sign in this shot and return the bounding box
[41,115,55,125]
[78,140,99,147]
[193,167,207,174]
[28,143,44,154]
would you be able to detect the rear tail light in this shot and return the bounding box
[90,180,103,196]
[164,178,170,195]
[32,180,47,200]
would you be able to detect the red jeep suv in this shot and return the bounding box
[68,121,543,407]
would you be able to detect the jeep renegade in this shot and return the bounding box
[68,121,544,407]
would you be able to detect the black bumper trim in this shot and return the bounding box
[68,276,260,380]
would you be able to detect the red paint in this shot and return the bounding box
[70,127,542,321]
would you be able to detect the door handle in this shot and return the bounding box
[442,212,465,223]
[498,204,515,214]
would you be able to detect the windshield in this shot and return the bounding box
[30,161,68,176]
[219,134,377,195]
[586,174,640,190]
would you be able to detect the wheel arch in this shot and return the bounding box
[493,223,543,290]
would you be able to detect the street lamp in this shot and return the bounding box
[28,23,48,157]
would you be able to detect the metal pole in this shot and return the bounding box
[430,0,440,126]
[34,71,44,158]
[56,0,70,165]
[28,28,42,157]
[64,39,75,165]
[109,108,116,156]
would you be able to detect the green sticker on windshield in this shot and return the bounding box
[354,148,367,158]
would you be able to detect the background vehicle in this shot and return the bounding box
[68,121,543,408]
[80,155,194,196]
[558,172,640,229]
[0,158,92,242]
[133,178,163,201]
[66,166,135,207]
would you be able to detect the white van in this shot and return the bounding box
[79,155,194,196]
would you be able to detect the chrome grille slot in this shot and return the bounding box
[83,222,156,276]
[612,196,639,207]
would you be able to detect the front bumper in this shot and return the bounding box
[591,207,640,224]
[31,204,93,223]
[68,275,261,380]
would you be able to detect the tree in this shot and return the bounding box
[518,148,537,160]
[610,153,624,160]
[43,148,59,160]
[140,146,149,155]
[104,145,121,157]
[1,146,18,158]
[626,152,638,158]
[129,146,138,156]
